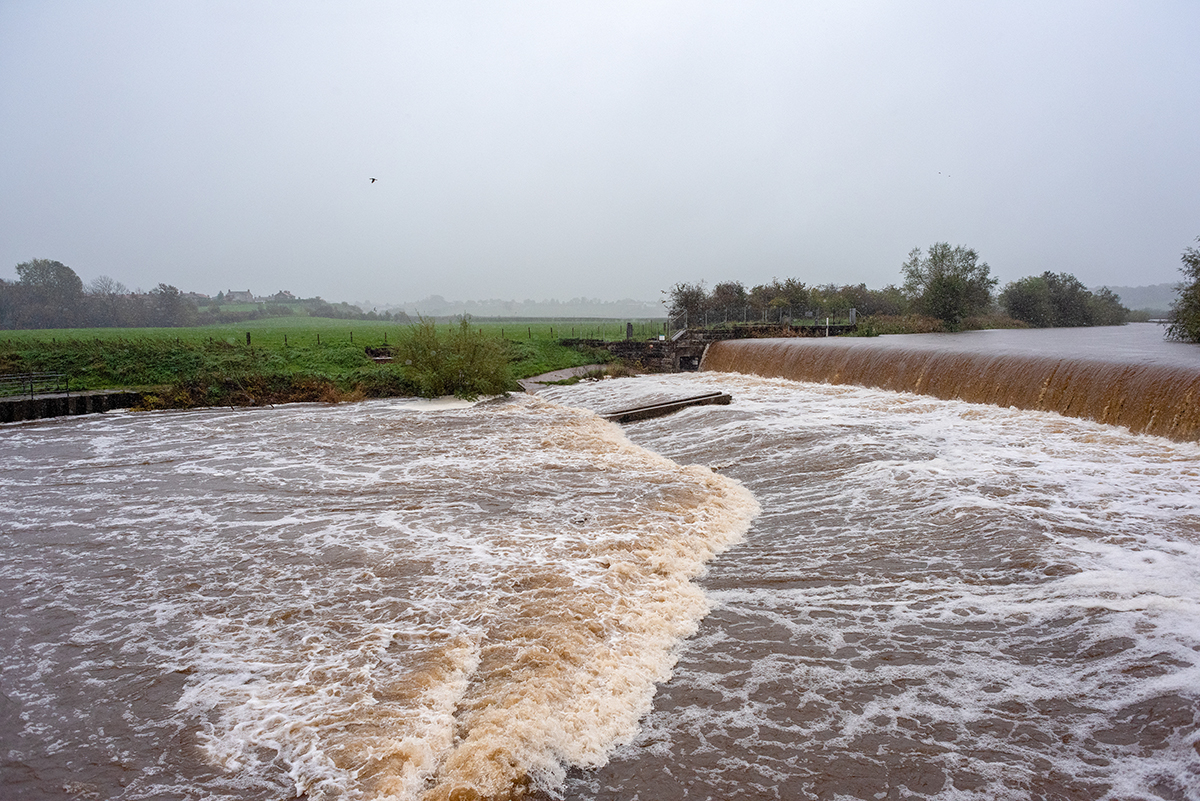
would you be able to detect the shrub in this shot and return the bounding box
[395,316,513,399]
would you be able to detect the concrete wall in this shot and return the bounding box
[0,391,144,424]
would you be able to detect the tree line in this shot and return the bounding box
[665,242,1132,332]
[0,259,406,329]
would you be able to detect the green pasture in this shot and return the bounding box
[0,317,668,348]
[0,318,659,399]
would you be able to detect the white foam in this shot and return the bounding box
[0,394,758,800]
[546,373,1200,800]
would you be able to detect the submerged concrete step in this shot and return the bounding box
[599,391,732,424]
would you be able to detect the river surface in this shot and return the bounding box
[2,327,1200,800]
[791,323,1200,368]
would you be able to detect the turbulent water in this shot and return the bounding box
[3,354,1200,800]
[541,373,1200,801]
[702,324,1200,441]
[0,396,755,800]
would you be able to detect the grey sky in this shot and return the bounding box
[2,1,1197,306]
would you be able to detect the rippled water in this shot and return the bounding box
[3,371,1199,800]
[0,396,754,800]
[542,374,1200,800]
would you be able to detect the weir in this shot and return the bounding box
[701,327,1200,442]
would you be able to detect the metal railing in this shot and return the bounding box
[0,372,69,398]
[668,307,859,332]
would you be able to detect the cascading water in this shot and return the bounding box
[701,325,1200,441]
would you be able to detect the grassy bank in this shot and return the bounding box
[0,319,613,408]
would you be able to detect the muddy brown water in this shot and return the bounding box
[2,325,1198,800]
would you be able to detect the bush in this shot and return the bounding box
[395,316,513,399]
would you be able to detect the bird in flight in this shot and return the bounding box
[370,177,377,183]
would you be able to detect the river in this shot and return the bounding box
[2,325,1198,800]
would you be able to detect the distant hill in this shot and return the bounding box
[1102,283,1178,312]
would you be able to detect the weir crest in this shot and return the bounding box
[701,331,1200,442]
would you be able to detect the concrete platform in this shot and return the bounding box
[599,391,732,424]
[0,390,143,424]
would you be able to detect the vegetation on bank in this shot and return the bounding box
[665,241,1130,333]
[999,272,1128,328]
[0,317,609,408]
[1167,237,1200,343]
[847,313,1028,337]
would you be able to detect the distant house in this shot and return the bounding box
[270,290,297,302]
[225,289,254,303]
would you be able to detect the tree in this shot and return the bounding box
[858,284,907,317]
[706,281,748,323]
[663,281,707,328]
[1167,237,1200,343]
[1042,272,1093,327]
[1087,287,1129,327]
[1002,272,1129,328]
[149,283,198,327]
[13,258,84,327]
[1000,275,1053,327]
[902,243,997,328]
[87,275,128,297]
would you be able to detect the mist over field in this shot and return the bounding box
[2,2,1198,304]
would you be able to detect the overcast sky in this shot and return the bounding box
[2,1,1198,305]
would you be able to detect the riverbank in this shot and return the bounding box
[0,322,613,411]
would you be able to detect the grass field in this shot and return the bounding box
[0,318,661,406]
[0,317,669,348]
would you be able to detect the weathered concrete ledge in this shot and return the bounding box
[600,391,732,424]
[0,390,144,424]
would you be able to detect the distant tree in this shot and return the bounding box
[706,281,749,323]
[901,243,997,328]
[743,278,810,322]
[1001,272,1128,328]
[1167,237,1200,343]
[830,283,873,316]
[858,284,908,317]
[0,279,23,329]
[149,283,198,327]
[776,278,810,317]
[87,275,128,297]
[13,258,85,327]
[1042,272,1094,327]
[1087,287,1129,326]
[16,258,83,297]
[663,281,707,328]
[1000,275,1054,327]
[811,283,852,318]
